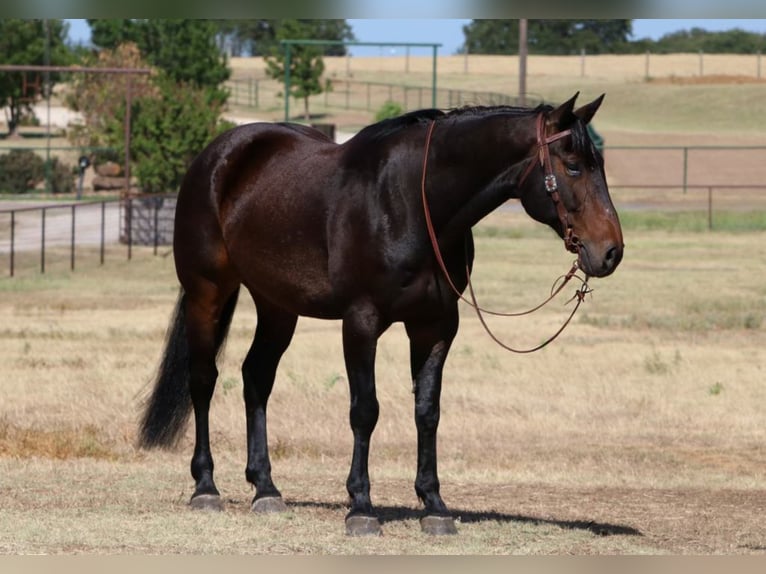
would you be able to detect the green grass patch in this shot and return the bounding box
[618,210,766,232]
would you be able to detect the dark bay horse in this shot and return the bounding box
[138,92,623,536]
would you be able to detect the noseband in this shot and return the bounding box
[518,113,580,254]
[420,114,591,353]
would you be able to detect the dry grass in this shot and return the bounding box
[1,212,765,553]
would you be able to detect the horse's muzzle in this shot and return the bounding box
[578,242,623,278]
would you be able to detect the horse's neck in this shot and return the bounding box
[426,118,534,250]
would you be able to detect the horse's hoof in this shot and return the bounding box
[189,494,224,511]
[251,496,288,514]
[345,515,382,537]
[420,515,457,535]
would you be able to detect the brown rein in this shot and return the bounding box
[420,114,592,353]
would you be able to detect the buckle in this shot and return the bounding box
[544,174,558,193]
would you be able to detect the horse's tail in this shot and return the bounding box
[138,288,239,449]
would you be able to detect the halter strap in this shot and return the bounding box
[419,117,591,353]
[518,113,580,254]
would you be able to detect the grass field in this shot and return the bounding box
[1,209,765,553]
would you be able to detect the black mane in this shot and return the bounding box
[345,101,597,168]
[351,102,554,144]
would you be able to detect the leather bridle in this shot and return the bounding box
[518,112,580,254]
[420,113,591,353]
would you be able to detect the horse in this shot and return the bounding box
[138,92,623,536]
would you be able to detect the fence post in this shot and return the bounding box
[70,204,76,271]
[580,48,586,77]
[699,50,704,76]
[127,197,133,261]
[153,197,159,256]
[345,80,350,109]
[366,82,371,111]
[10,211,15,277]
[100,201,105,265]
[41,207,46,274]
[645,50,650,80]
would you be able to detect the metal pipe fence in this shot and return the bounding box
[0,194,175,277]
[226,77,543,114]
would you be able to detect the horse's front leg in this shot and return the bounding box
[405,304,459,535]
[342,302,387,536]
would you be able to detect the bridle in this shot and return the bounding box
[517,112,580,254]
[420,113,591,353]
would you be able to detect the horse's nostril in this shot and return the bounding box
[603,245,622,272]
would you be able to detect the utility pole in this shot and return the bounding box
[519,19,528,106]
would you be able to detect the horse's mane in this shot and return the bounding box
[345,101,598,168]
[352,103,553,144]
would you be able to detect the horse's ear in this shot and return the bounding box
[548,92,579,130]
[573,94,605,125]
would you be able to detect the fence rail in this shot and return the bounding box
[226,77,542,115]
[0,194,175,277]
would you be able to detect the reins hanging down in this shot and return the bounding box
[420,116,592,353]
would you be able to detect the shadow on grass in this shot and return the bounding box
[288,500,642,537]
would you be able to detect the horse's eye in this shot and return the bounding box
[564,161,581,177]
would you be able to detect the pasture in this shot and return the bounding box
[1,53,766,554]
[1,209,765,553]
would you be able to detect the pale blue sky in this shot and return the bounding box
[66,19,766,56]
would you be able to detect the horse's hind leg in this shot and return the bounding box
[243,299,298,513]
[184,282,240,511]
[405,305,460,535]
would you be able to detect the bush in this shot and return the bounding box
[0,149,45,194]
[375,100,404,122]
[46,158,75,194]
[129,76,230,194]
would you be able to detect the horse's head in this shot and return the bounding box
[518,93,623,278]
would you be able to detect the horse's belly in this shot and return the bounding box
[237,255,343,318]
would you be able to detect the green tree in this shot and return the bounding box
[82,19,233,194]
[65,42,156,153]
[651,27,766,54]
[462,20,632,55]
[264,20,327,122]
[89,19,230,95]
[128,76,233,194]
[214,19,354,56]
[88,19,142,49]
[0,19,72,136]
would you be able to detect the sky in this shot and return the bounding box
[66,19,766,56]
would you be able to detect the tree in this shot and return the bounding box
[128,76,234,194]
[80,20,234,193]
[650,27,766,54]
[213,19,354,56]
[88,19,142,49]
[65,42,156,155]
[0,19,72,136]
[264,20,327,122]
[89,19,230,96]
[462,20,632,55]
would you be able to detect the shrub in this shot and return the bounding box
[129,76,230,194]
[46,158,75,194]
[0,149,45,194]
[375,100,404,122]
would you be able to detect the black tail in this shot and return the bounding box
[138,288,239,449]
